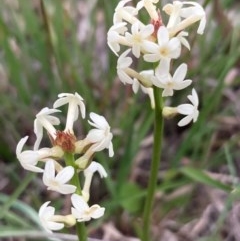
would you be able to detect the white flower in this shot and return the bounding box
[176,31,190,50]
[107,22,128,56]
[152,62,192,96]
[117,49,134,84]
[143,26,181,63]
[86,112,114,157]
[142,86,155,109]
[125,22,154,58]
[34,107,60,150]
[131,69,153,105]
[164,1,206,35]
[16,136,50,173]
[132,69,154,93]
[71,194,105,222]
[131,69,155,108]
[82,161,107,202]
[43,159,76,194]
[180,1,206,34]
[136,0,159,11]
[53,92,86,134]
[163,1,183,29]
[38,201,64,233]
[84,161,108,178]
[177,88,199,126]
[140,0,159,20]
[113,0,138,25]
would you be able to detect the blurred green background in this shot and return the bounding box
[0,0,240,240]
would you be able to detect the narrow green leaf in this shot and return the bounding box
[180,167,232,192]
[0,193,41,227]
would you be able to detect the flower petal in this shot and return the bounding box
[71,194,89,211]
[56,166,74,184]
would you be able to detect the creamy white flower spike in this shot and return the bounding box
[43,159,76,194]
[125,22,154,58]
[38,201,64,233]
[34,107,60,150]
[16,92,111,232]
[152,62,192,97]
[107,0,205,129]
[71,194,105,222]
[143,26,181,63]
[16,136,46,173]
[86,112,114,157]
[53,92,86,134]
[177,88,199,126]
[82,161,107,202]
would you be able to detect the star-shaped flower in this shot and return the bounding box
[113,0,138,25]
[125,22,154,58]
[43,159,76,194]
[38,201,64,233]
[82,161,107,201]
[53,92,86,134]
[34,107,60,150]
[16,136,46,173]
[152,62,192,96]
[143,26,181,63]
[177,88,199,126]
[107,22,128,56]
[86,112,114,157]
[71,194,105,222]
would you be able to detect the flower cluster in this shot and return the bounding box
[107,0,206,126]
[16,92,113,233]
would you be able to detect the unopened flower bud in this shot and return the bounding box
[162,106,178,119]
[75,154,92,170]
[51,214,76,227]
[63,215,76,227]
[50,146,64,158]
[75,139,90,154]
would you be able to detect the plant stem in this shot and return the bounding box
[142,87,164,241]
[64,153,87,241]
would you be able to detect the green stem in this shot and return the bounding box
[142,87,164,241]
[64,153,87,241]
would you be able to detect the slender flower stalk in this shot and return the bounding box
[64,153,87,241]
[142,87,164,241]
